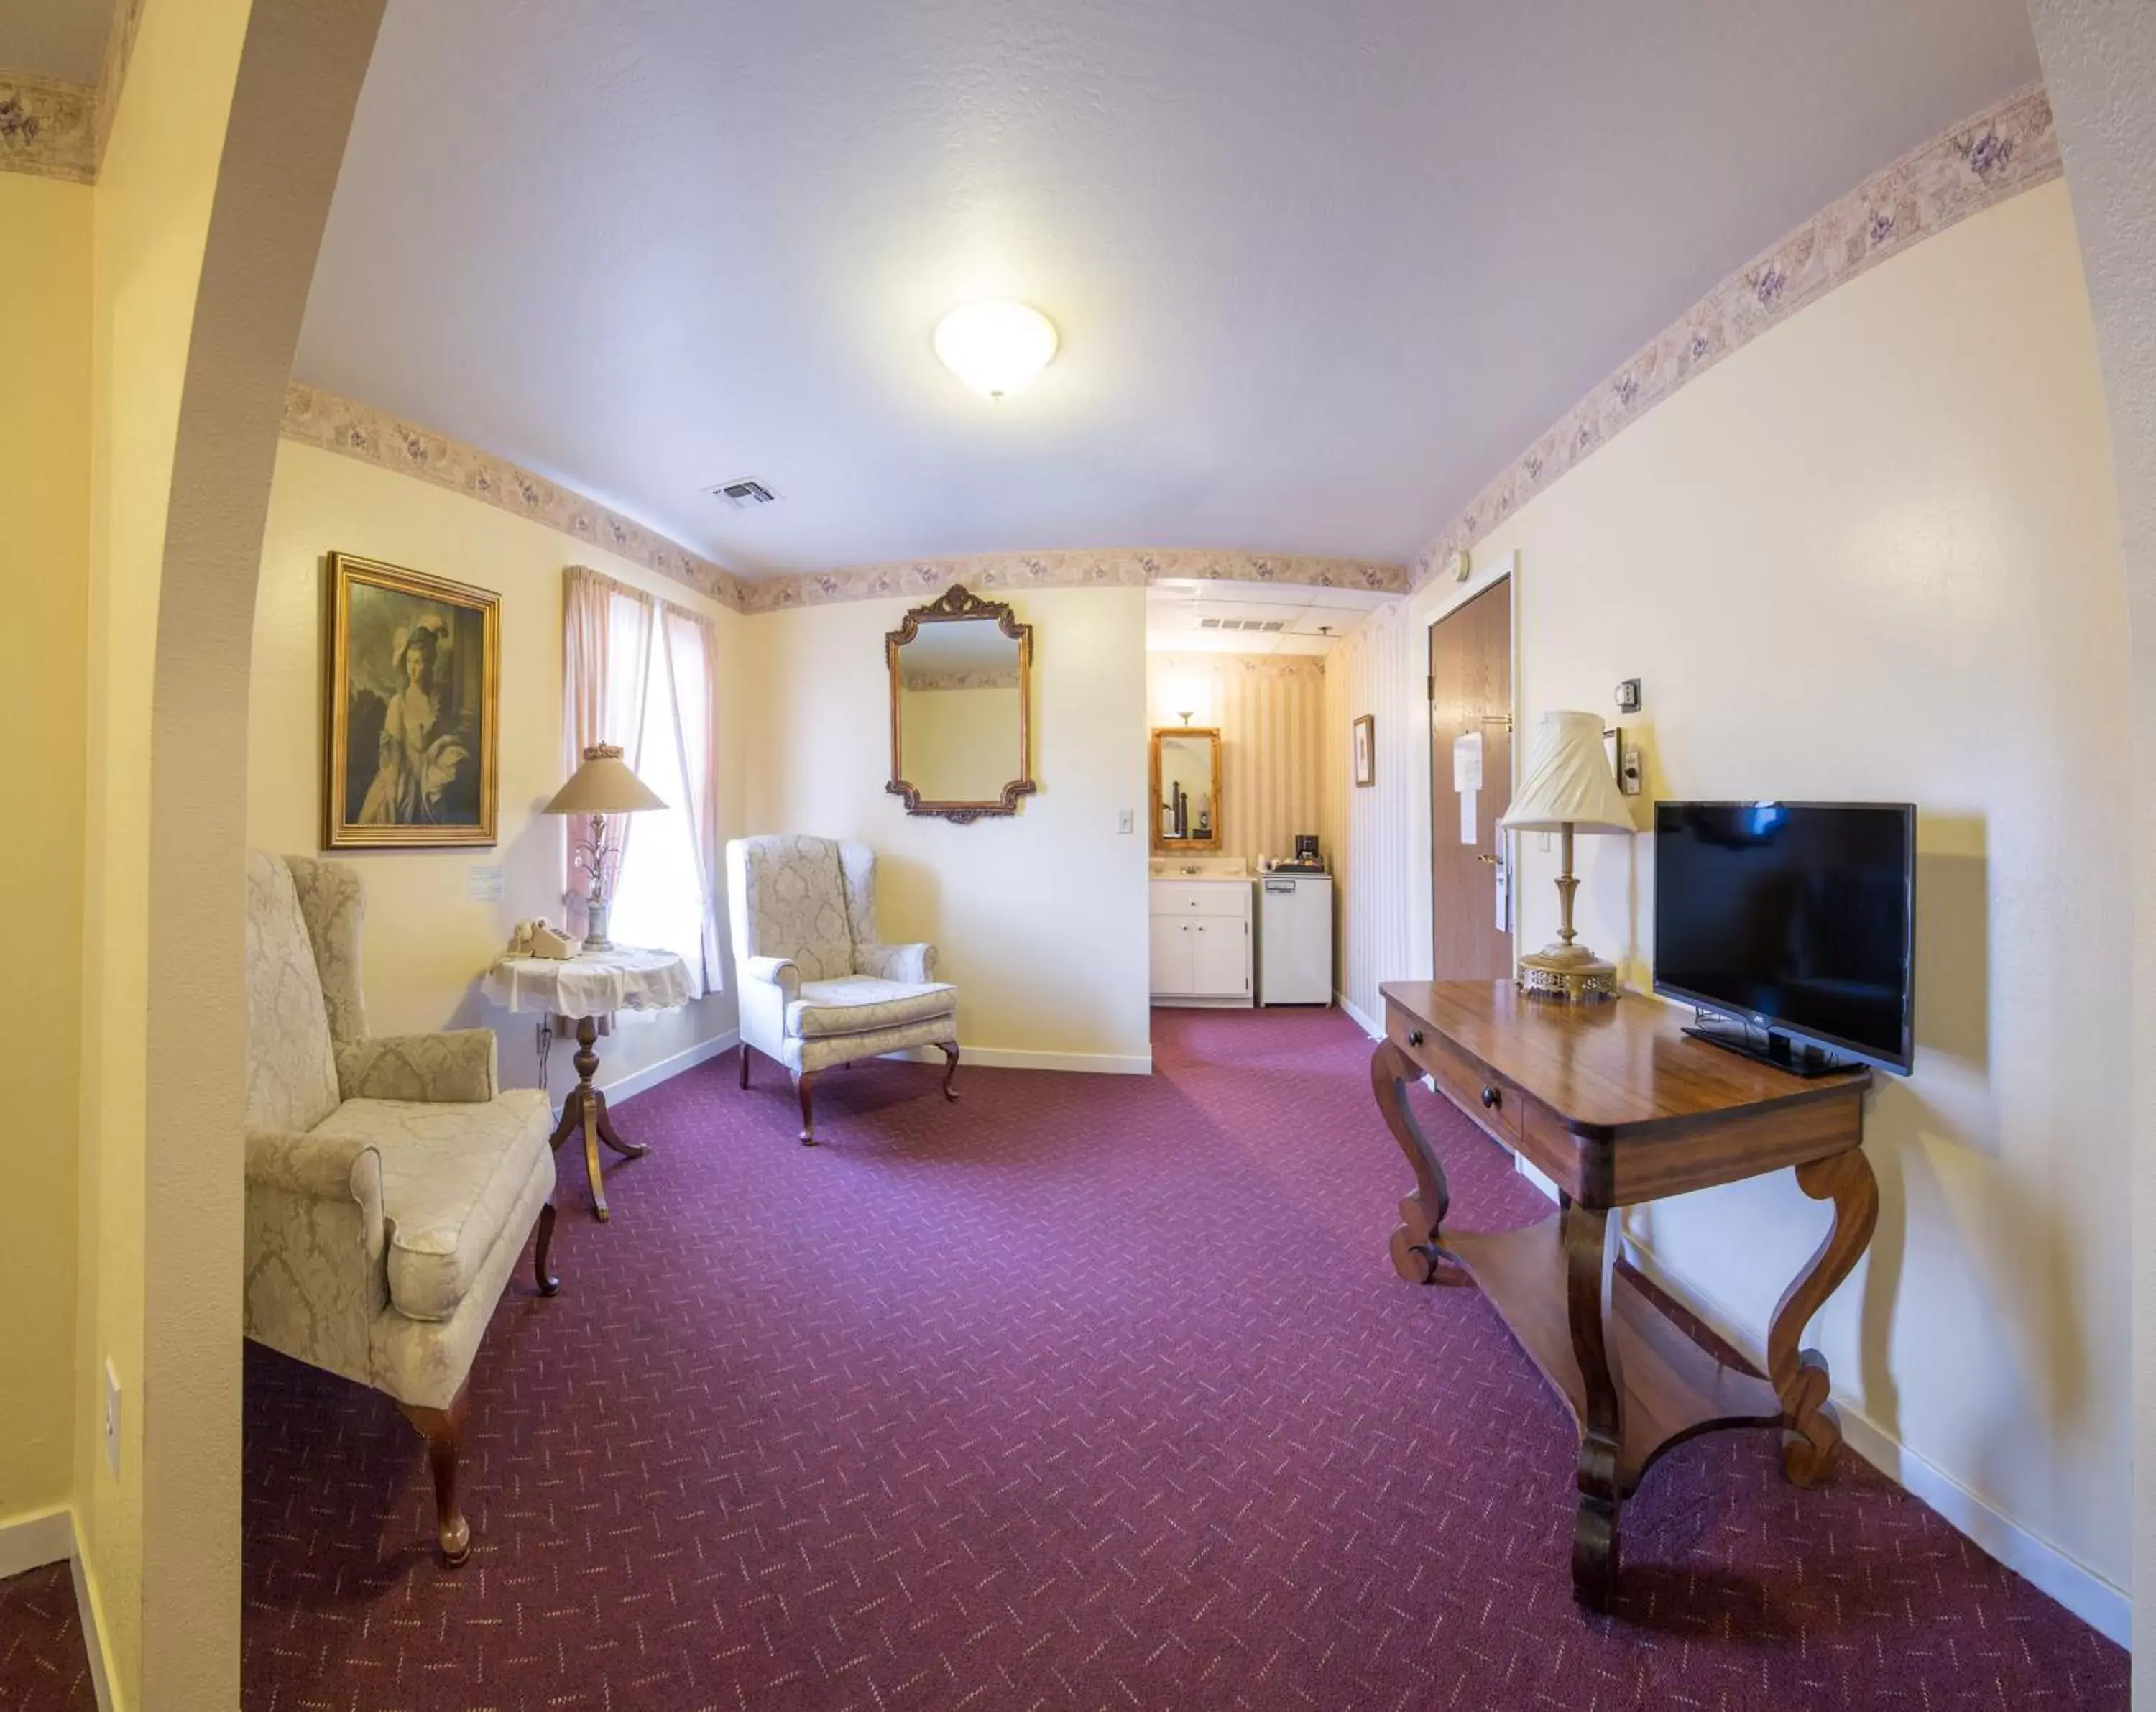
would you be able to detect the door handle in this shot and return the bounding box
[1478,855,1501,865]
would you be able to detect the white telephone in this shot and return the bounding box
[508,918,577,959]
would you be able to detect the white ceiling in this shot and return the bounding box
[0,0,118,83]
[298,0,2039,579]
[1146,579,1390,658]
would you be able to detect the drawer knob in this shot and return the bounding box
[1480,1085,1501,1109]
[1407,1029,1424,1047]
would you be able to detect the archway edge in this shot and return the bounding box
[138,0,383,1703]
[2019,1,2156,1696]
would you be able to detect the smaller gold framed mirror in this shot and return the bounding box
[887,584,1036,822]
[1151,727,1222,852]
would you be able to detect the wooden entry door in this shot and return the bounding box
[1428,581,1514,978]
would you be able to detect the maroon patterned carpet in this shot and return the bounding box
[0,1560,95,1709]
[222,1008,2122,1710]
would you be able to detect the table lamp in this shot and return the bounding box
[1498,710,1634,1002]
[543,742,666,951]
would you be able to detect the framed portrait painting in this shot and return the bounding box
[1352,714,1376,788]
[323,552,500,848]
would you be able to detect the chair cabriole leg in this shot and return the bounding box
[533,1200,560,1296]
[396,1381,473,1565]
[796,1069,818,1145]
[940,1042,960,1100]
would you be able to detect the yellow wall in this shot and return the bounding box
[77,1,255,1698]
[1146,653,1325,865]
[248,442,745,1100]
[1327,182,2132,1622]
[748,588,1151,1070]
[0,171,91,1532]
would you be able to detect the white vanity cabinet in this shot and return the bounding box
[1149,880,1253,1005]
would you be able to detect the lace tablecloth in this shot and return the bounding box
[483,946,693,1018]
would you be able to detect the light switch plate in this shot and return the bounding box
[103,1358,121,1478]
[1117,809,1134,834]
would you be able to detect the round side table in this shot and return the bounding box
[484,947,691,1220]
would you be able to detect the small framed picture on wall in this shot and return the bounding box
[1352,714,1376,788]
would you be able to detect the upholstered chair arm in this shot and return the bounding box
[336,1030,499,1103]
[854,942,937,982]
[740,955,803,1000]
[244,1128,390,1389]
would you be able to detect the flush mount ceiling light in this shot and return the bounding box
[933,300,1059,400]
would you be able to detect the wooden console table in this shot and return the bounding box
[1370,980,1876,1607]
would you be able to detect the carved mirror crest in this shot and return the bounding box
[886,584,1037,823]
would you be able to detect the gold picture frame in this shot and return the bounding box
[885,583,1038,822]
[323,551,500,848]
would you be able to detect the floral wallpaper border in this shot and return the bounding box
[1409,82,2062,590]
[744,548,1407,615]
[900,668,1023,691]
[280,384,1408,615]
[0,70,97,184]
[282,382,752,608]
[0,0,147,185]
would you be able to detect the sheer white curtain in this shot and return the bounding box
[563,567,723,997]
[561,567,654,942]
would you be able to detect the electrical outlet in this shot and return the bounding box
[103,1359,121,1478]
[1117,809,1134,834]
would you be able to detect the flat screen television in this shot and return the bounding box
[1651,801,1915,1074]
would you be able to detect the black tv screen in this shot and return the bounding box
[1652,801,1915,1072]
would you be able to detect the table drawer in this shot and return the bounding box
[1388,1005,1521,1142]
[1151,881,1250,917]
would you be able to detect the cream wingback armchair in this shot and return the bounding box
[726,834,959,1143]
[243,852,559,1563]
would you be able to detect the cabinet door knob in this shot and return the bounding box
[1480,1085,1501,1109]
[1406,1029,1424,1047]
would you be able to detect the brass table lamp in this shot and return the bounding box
[1498,710,1634,1002]
[543,742,666,950]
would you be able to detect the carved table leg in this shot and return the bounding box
[940,1042,961,1101]
[533,1200,560,1296]
[543,1015,653,1221]
[1370,1038,1452,1284]
[1767,1147,1879,1486]
[1563,1195,1624,1608]
[396,1381,472,1565]
[796,1069,819,1145]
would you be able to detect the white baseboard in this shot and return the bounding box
[596,1028,739,1103]
[1337,993,1382,1039]
[0,1506,72,1580]
[887,1043,1153,1075]
[70,1547,114,1712]
[1616,1234,2129,1647]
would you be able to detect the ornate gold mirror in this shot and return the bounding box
[1150,727,1222,851]
[887,584,1036,822]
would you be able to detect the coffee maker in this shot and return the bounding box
[1273,834,1324,873]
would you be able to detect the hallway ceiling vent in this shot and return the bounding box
[1199,617,1287,632]
[710,478,780,509]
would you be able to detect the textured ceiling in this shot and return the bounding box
[0,0,117,83]
[297,0,2040,578]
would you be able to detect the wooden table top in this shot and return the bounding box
[1380,980,1869,1138]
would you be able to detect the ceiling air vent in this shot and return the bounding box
[709,477,780,510]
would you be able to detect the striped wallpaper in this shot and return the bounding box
[1319,606,1424,1028]
[1146,654,1326,867]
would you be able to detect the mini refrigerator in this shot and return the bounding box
[1258,873,1333,1005]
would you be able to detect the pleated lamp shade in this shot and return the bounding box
[1500,712,1631,834]
[543,744,667,815]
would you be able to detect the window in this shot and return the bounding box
[610,609,721,995]
[563,567,722,996]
